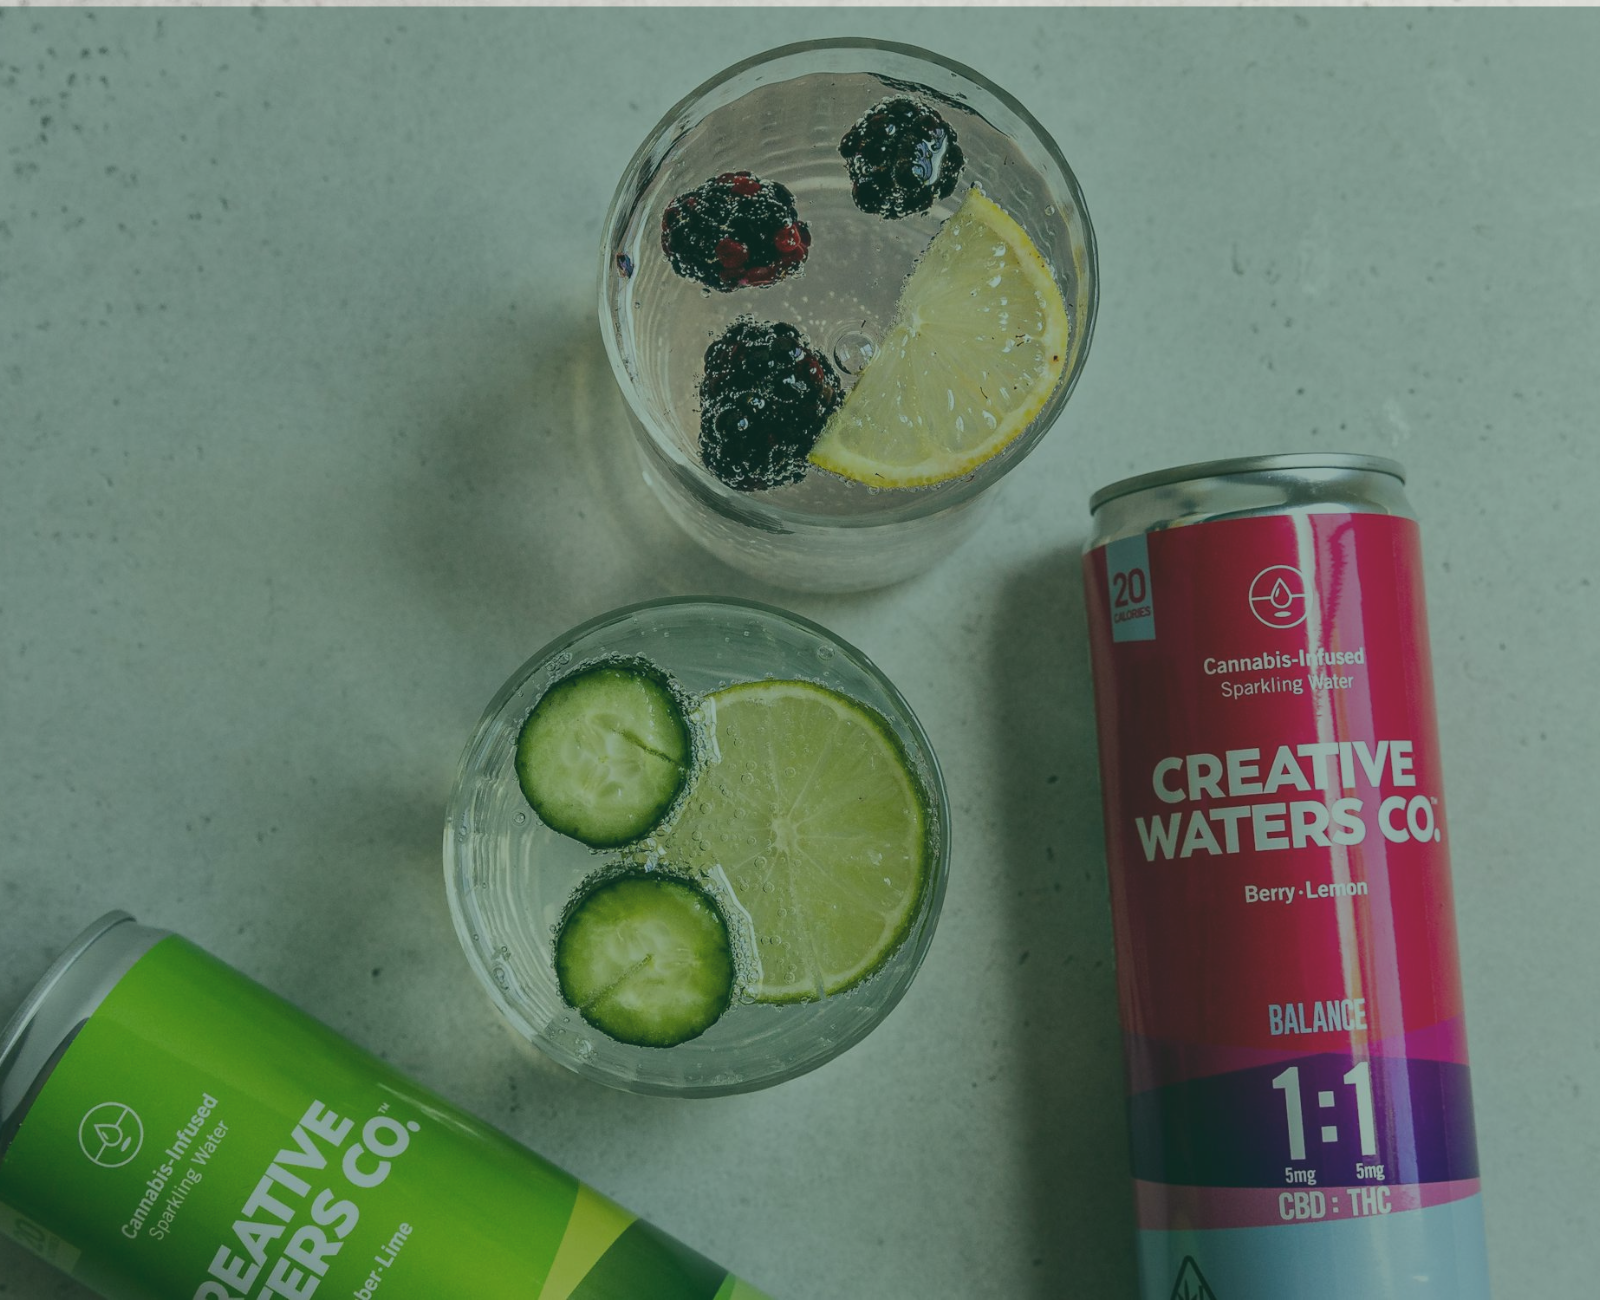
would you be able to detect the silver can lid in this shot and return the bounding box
[1,911,164,1158]
[1089,452,1406,514]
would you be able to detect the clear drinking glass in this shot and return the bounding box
[599,38,1098,592]
[444,597,950,1097]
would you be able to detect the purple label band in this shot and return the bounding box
[1124,1017,1472,1094]
[1129,1051,1479,1188]
[1135,1177,1482,1231]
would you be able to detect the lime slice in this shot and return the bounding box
[809,187,1071,488]
[662,680,931,1004]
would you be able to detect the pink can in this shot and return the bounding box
[1082,454,1489,1300]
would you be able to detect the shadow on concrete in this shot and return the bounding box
[992,548,1139,1299]
[387,302,765,661]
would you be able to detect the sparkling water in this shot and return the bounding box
[445,600,948,1096]
[604,63,1092,528]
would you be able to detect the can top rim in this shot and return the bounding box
[0,911,133,1068]
[1089,453,1406,513]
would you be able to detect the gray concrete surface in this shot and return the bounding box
[3,9,1596,1297]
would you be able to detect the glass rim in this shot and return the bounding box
[443,594,953,1096]
[597,36,1100,532]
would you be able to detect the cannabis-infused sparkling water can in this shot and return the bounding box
[1082,455,1489,1300]
[0,913,772,1300]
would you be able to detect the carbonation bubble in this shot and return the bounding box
[831,328,878,375]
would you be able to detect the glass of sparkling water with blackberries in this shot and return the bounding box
[599,38,1098,592]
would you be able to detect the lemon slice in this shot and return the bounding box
[809,187,1071,488]
[660,680,931,1004]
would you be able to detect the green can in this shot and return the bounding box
[0,913,773,1300]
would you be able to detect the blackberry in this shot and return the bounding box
[698,318,842,492]
[839,97,965,219]
[661,171,811,291]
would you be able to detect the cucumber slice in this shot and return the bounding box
[555,873,735,1048]
[516,661,692,848]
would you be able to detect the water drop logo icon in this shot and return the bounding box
[78,1103,143,1168]
[1248,565,1310,629]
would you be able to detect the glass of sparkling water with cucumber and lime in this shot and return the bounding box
[444,597,949,1096]
[600,38,1098,592]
